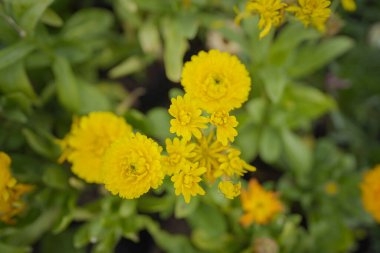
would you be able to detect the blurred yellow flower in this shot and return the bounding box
[324,181,338,195]
[102,133,164,199]
[342,0,356,12]
[287,0,331,32]
[59,112,132,183]
[238,0,287,39]
[0,152,33,224]
[215,148,256,178]
[162,137,196,175]
[181,50,251,113]
[171,162,206,203]
[218,181,241,199]
[210,111,238,145]
[361,165,380,223]
[169,95,208,141]
[240,179,283,225]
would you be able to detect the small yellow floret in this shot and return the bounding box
[215,148,256,178]
[171,162,206,203]
[341,0,356,12]
[162,137,196,175]
[237,0,287,38]
[181,50,251,113]
[287,0,331,33]
[169,95,208,141]
[240,179,283,225]
[218,181,241,199]
[210,111,238,145]
[102,133,164,199]
[59,112,132,183]
[361,165,380,223]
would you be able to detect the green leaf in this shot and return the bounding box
[235,124,260,161]
[109,56,151,78]
[161,18,188,82]
[259,127,282,163]
[175,196,199,218]
[0,61,36,99]
[138,21,162,56]
[0,41,35,70]
[74,224,91,248]
[41,8,63,27]
[77,80,111,114]
[62,8,114,41]
[280,129,312,179]
[42,167,69,190]
[137,195,174,213]
[52,56,80,112]
[19,0,54,35]
[289,37,354,78]
[146,107,172,142]
[22,128,60,159]
[246,97,267,124]
[0,243,31,253]
[259,66,287,103]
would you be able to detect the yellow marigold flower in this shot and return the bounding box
[171,162,206,203]
[361,165,380,223]
[102,133,164,199]
[341,0,356,12]
[210,111,238,145]
[169,95,208,141]
[193,132,226,182]
[324,181,338,195]
[240,179,283,225]
[0,152,33,224]
[287,0,331,32]
[238,0,287,39]
[215,148,256,178]
[59,112,132,183]
[162,137,196,175]
[181,50,251,113]
[218,181,241,199]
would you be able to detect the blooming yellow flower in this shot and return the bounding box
[287,0,331,32]
[59,112,132,183]
[169,95,208,141]
[361,165,380,223]
[237,0,287,39]
[162,138,196,175]
[218,181,241,199]
[171,162,206,203]
[192,132,226,182]
[210,111,238,145]
[181,50,251,113]
[215,148,256,178]
[240,179,283,225]
[0,152,32,224]
[341,0,356,12]
[102,133,164,199]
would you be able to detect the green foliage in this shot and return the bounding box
[0,0,379,252]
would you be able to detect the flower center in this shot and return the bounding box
[178,110,191,125]
[210,111,229,126]
[204,74,227,99]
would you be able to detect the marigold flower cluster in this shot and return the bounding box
[236,0,338,38]
[240,179,283,225]
[60,50,255,204]
[0,152,32,224]
[361,165,380,223]
[165,49,256,203]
